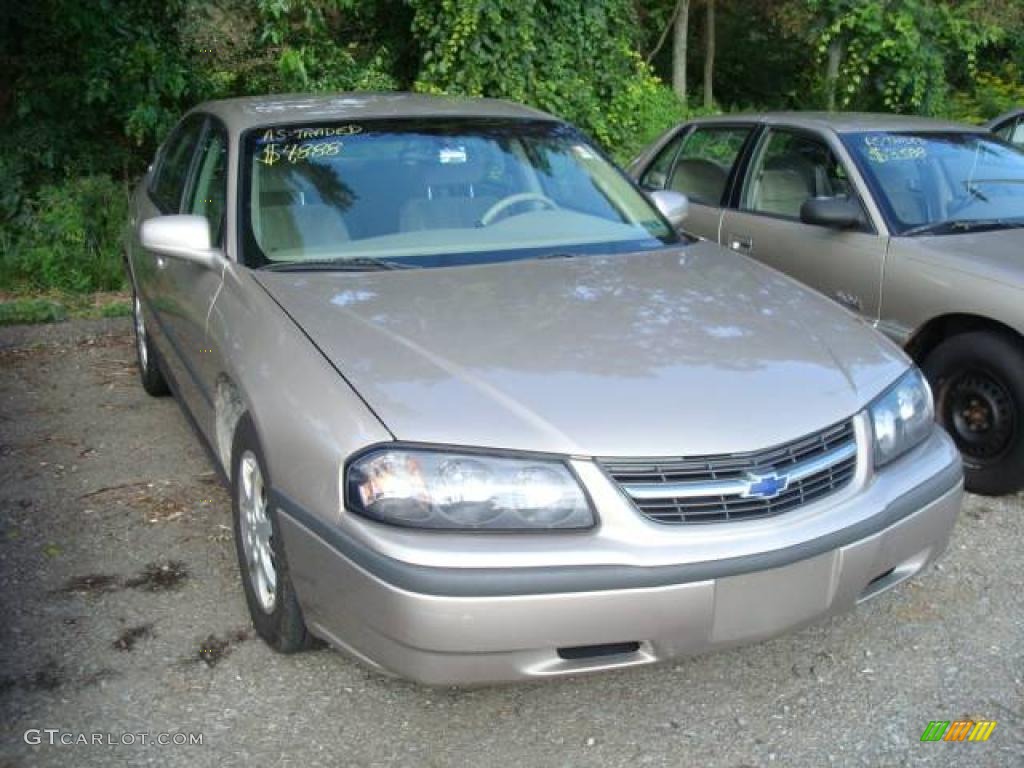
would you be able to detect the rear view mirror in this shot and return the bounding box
[650,189,689,227]
[141,215,222,269]
[800,197,865,230]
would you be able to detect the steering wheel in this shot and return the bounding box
[479,193,559,226]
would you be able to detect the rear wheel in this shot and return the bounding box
[132,290,169,396]
[922,331,1024,496]
[231,415,317,653]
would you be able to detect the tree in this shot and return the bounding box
[703,0,715,108]
[672,0,691,106]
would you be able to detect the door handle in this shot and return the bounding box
[729,235,753,254]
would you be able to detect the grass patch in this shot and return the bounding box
[0,298,68,326]
[0,291,130,326]
[78,296,131,319]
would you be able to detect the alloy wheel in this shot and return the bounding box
[239,451,277,613]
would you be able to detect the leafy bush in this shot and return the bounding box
[0,176,128,294]
[0,298,68,326]
[947,66,1024,123]
[409,0,683,159]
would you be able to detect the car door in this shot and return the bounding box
[137,114,226,428]
[719,126,886,322]
[135,115,206,390]
[637,123,754,241]
[176,116,230,429]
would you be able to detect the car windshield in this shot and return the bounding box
[241,118,677,269]
[844,131,1024,235]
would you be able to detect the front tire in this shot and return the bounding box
[231,415,317,653]
[922,331,1024,496]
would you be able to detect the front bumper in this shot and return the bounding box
[277,429,963,685]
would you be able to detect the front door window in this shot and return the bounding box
[742,129,856,220]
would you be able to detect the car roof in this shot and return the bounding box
[686,111,983,134]
[983,107,1024,130]
[189,92,557,135]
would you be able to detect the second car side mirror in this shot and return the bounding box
[141,215,223,269]
[650,189,690,227]
[800,196,865,230]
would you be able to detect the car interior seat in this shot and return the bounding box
[254,164,351,258]
[668,158,729,205]
[399,140,500,231]
[752,167,814,216]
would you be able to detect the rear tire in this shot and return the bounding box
[132,289,169,397]
[231,415,317,653]
[922,331,1024,496]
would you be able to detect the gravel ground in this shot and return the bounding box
[0,319,1021,768]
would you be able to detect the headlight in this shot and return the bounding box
[869,368,934,467]
[344,447,595,530]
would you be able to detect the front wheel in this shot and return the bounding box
[922,331,1024,496]
[231,415,317,652]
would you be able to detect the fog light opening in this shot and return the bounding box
[866,567,896,589]
[556,641,641,660]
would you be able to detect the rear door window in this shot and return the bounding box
[666,126,751,206]
[150,115,205,213]
[639,132,684,190]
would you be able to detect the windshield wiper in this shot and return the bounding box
[902,218,1024,237]
[261,256,419,272]
[966,178,1024,185]
[962,181,990,204]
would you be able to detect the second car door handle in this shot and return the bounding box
[729,235,753,254]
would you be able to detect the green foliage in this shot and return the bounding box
[1,0,1023,301]
[807,0,1008,114]
[96,300,133,319]
[948,66,1024,123]
[0,299,68,326]
[0,177,128,294]
[248,0,400,92]
[3,1,197,179]
[409,0,685,159]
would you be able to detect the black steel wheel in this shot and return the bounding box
[923,331,1024,496]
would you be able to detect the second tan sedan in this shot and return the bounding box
[632,112,1024,496]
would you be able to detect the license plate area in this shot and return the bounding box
[710,551,838,643]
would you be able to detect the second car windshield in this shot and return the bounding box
[242,119,676,268]
[844,131,1024,234]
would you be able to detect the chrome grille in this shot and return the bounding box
[599,420,857,524]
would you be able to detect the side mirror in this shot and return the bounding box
[800,196,865,230]
[141,215,222,269]
[650,189,689,227]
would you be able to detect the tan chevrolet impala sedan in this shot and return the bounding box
[127,94,962,684]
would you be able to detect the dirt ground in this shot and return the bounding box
[0,319,1021,767]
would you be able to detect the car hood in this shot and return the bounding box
[894,228,1024,286]
[254,244,908,457]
